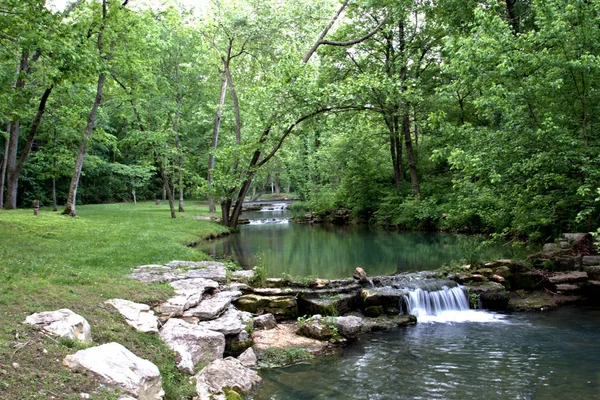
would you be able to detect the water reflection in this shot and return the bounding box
[198,210,526,279]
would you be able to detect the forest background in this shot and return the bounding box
[2,0,600,242]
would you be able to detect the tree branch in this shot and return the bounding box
[320,13,390,47]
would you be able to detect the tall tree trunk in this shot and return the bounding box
[274,173,280,195]
[208,62,229,213]
[52,176,57,211]
[5,86,53,209]
[0,124,10,210]
[4,51,29,209]
[403,109,420,194]
[63,73,106,216]
[174,130,185,212]
[159,163,176,219]
[63,0,107,216]
[399,20,419,194]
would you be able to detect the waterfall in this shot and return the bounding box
[260,203,288,212]
[404,286,506,323]
[248,218,290,225]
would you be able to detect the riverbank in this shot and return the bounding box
[0,202,228,399]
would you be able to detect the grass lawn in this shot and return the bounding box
[0,201,229,399]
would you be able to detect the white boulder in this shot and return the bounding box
[195,357,261,399]
[159,319,225,374]
[106,299,158,333]
[25,309,92,343]
[63,342,164,400]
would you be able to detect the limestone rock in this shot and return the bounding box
[548,271,588,284]
[583,265,600,280]
[195,357,262,399]
[359,314,417,332]
[126,265,180,283]
[252,314,277,330]
[106,299,158,333]
[297,315,338,341]
[158,278,219,316]
[467,282,509,310]
[169,261,227,283]
[299,292,358,316]
[360,288,405,315]
[159,319,225,374]
[251,323,330,353]
[183,291,242,321]
[583,256,600,266]
[63,342,164,400]
[25,309,92,343]
[231,270,254,281]
[197,306,244,336]
[353,267,368,283]
[336,316,363,340]
[226,330,253,356]
[237,347,257,367]
[234,295,298,321]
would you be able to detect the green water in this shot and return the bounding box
[198,210,527,279]
[255,306,600,399]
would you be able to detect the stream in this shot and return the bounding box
[200,205,599,399]
[255,306,600,399]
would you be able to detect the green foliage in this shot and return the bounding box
[259,346,314,368]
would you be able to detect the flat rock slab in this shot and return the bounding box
[158,278,219,316]
[159,319,225,374]
[25,309,92,343]
[183,291,242,321]
[197,306,244,336]
[168,261,227,283]
[63,342,164,400]
[126,265,181,283]
[251,323,330,353]
[583,256,600,266]
[508,291,582,311]
[195,357,262,399]
[548,271,588,283]
[106,299,158,333]
[234,295,298,321]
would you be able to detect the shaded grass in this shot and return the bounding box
[0,201,228,399]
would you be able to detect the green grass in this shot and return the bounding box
[0,201,228,399]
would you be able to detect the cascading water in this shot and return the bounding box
[248,203,291,224]
[404,285,506,323]
[259,203,288,212]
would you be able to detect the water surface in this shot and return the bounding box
[198,209,527,279]
[255,306,600,399]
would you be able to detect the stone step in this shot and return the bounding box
[548,271,588,284]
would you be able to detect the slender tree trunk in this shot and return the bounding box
[403,109,419,194]
[399,20,419,194]
[4,121,20,209]
[4,51,29,209]
[274,173,280,195]
[159,163,176,219]
[52,176,57,211]
[173,55,185,213]
[0,124,10,210]
[5,86,53,209]
[63,73,106,216]
[63,0,107,216]
[174,129,185,212]
[208,65,229,213]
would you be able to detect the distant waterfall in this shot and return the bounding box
[404,286,505,323]
[260,203,288,212]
